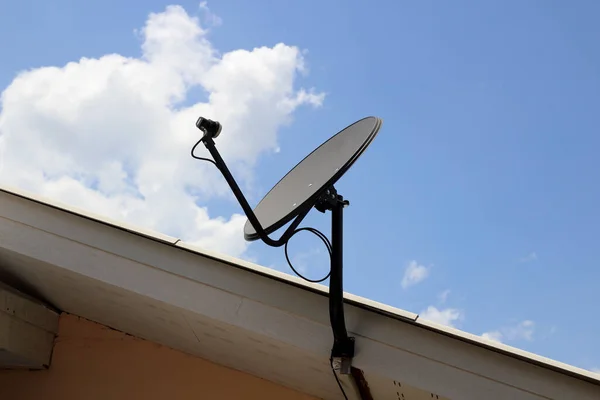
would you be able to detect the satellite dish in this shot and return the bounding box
[191,115,382,379]
[243,116,382,241]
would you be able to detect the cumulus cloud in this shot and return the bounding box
[0,5,324,257]
[401,260,429,289]
[481,320,535,343]
[418,306,463,328]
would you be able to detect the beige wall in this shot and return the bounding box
[0,313,317,400]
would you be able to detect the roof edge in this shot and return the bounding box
[1,184,598,385]
[0,185,178,245]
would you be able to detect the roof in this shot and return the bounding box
[0,185,598,400]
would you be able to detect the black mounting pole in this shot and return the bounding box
[330,194,347,346]
[315,187,355,374]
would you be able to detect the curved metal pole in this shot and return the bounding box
[201,135,309,247]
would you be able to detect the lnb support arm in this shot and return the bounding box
[200,133,308,247]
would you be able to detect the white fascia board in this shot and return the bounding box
[0,187,599,399]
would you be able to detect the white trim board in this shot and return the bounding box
[0,186,598,399]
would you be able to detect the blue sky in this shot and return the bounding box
[1,0,599,372]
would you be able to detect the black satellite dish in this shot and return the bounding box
[191,115,382,379]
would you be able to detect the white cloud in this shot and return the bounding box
[419,306,463,328]
[0,5,324,258]
[481,330,504,342]
[199,2,222,27]
[438,289,451,303]
[519,252,537,263]
[481,320,535,343]
[401,260,429,289]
